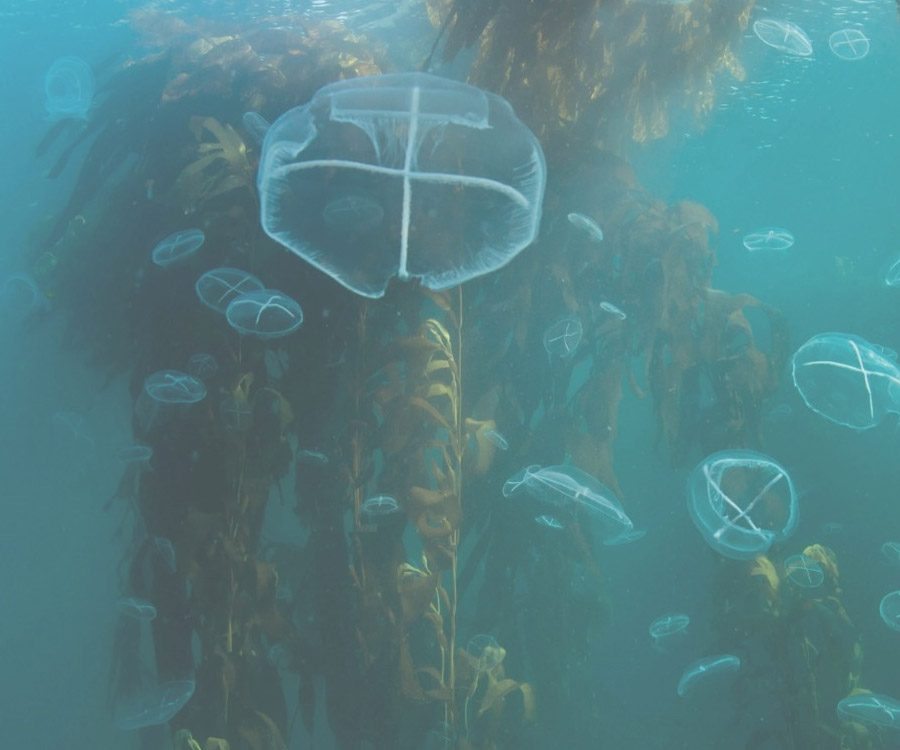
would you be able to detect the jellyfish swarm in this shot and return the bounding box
[880,591,900,632]
[258,72,546,298]
[44,56,94,120]
[225,289,303,339]
[792,333,900,430]
[677,654,741,697]
[837,693,900,732]
[784,553,824,588]
[151,229,205,268]
[649,613,690,651]
[688,450,798,560]
[829,29,870,61]
[752,19,813,57]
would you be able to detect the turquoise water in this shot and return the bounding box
[2,2,900,749]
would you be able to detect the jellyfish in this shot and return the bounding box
[466,634,503,674]
[44,56,94,120]
[543,317,583,361]
[649,613,690,651]
[677,654,741,697]
[483,428,508,450]
[567,212,604,242]
[534,514,564,530]
[117,597,157,620]
[296,449,329,466]
[186,352,218,380]
[361,494,401,518]
[225,289,303,339]
[144,370,206,404]
[752,19,813,57]
[688,450,798,560]
[880,591,900,632]
[258,72,546,298]
[742,227,794,252]
[114,679,195,730]
[0,273,49,322]
[196,268,265,314]
[599,301,627,320]
[837,693,900,731]
[882,542,900,567]
[151,229,205,267]
[829,29,870,61]
[219,395,252,432]
[784,553,825,589]
[152,537,176,574]
[117,444,153,465]
[242,111,270,145]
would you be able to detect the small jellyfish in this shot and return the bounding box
[535,514,564,530]
[0,273,49,322]
[117,597,157,620]
[296,449,329,466]
[151,229,205,267]
[152,537,176,574]
[196,268,265,314]
[186,352,218,381]
[543,317,583,361]
[884,257,900,288]
[361,494,401,518]
[880,591,900,632]
[466,634,504,674]
[226,289,303,339]
[44,56,94,120]
[483,428,509,450]
[242,111,270,145]
[219,395,252,432]
[677,654,741,697]
[742,227,795,252]
[649,613,690,650]
[837,693,900,731]
[145,370,206,404]
[784,553,825,589]
[117,444,153,465]
[882,541,900,567]
[752,19,813,57]
[599,301,627,321]
[829,29,870,61]
[567,212,604,242]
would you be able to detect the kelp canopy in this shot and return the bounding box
[31,3,788,749]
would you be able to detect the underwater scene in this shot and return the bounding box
[2,0,900,748]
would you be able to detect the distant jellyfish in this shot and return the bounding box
[882,542,900,567]
[742,227,795,252]
[196,268,265,314]
[567,212,604,242]
[152,537,176,574]
[752,19,813,57]
[114,679,195,730]
[829,29,870,61]
[880,591,900,632]
[677,654,741,697]
[226,289,303,339]
[884,257,900,288]
[837,693,900,732]
[151,229,205,267]
[117,444,153,465]
[0,273,49,322]
[296,449,329,466]
[145,370,206,404]
[792,332,900,430]
[258,72,546,298]
[241,111,270,145]
[535,514,564,530]
[219,395,252,432]
[543,317,583,361]
[784,553,825,589]
[483,428,509,450]
[361,494,401,519]
[688,450,798,560]
[466,634,504,674]
[117,597,157,620]
[186,352,218,381]
[599,301,626,320]
[44,56,94,120]
[649,613,690,650]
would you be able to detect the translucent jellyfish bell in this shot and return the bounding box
[784,553,824,589]
[117,597,157,620]
[742,227,794,252]
[145,370,206,404]
[677,654,741,697]
[361,494,401,518]
[226,289,303,339]
[196,268,264,313]
[466,634,503,674]
[114,679,195,730]
[882,542,900,567]
[837,693,900,731]
[186,352,219,380]
[688,450,798,560]
[649,613,690,650]
[752,19,813,57]
[829,29,870,61]
[792,332,900,430]
[880,591,900,631]
[151,229,205,267]
[258,72,546,298]
[543,317,583,360]
[44,56,94,120]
